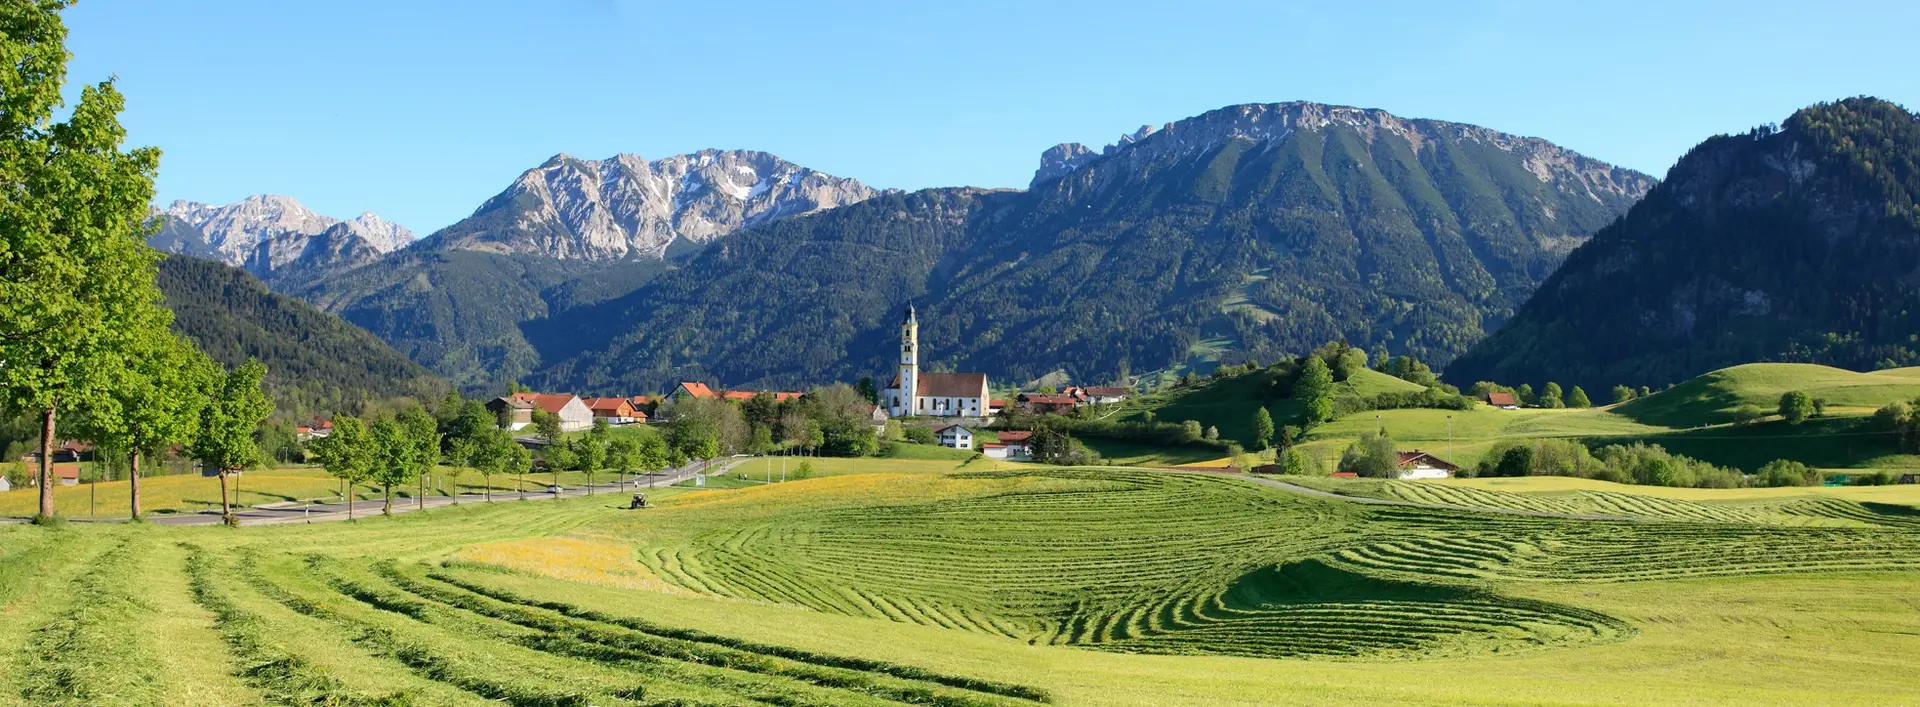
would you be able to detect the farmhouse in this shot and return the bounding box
[582,397,644,425]
[984,430,1034,461]
[1487,391,1521,409]
[881,304,991,418]
[1396,450,1459,480]
[1018,393,1079,415]
[486,396,537,430]
[494,392,594,432]
[1082,386,1130,404]
[935,425,975,450]
[674,382,718,401]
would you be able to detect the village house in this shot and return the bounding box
[1396,450,1459,480]
[674,382,718,401]
[984,430,1034,461]
[490,392,594,432]
[1082,386,1131,405]
[1487,391,1521,409]
[486,395,537,430]
[935,425,975,450]
[881,304,991,418]
[582,397,644,425]
[1018,393,1079,415]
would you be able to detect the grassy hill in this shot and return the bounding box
[1617,363,1920,426]
[9,463,1915,705]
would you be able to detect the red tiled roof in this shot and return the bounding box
[918,373,988,398]
[582,397,634,413]
[677,382,717,399]
[632,395,655,406]
[52,464,81,479]
[996,430,1033,442]
[989,399,1008,407]
[1083,386,1129,397]
[1330,472,1359,478]
[1021,394,1079,405]
[982,443,1007,449]
[1487,392,1519,406]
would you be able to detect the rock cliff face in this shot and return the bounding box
[154,196,413,279]
[1448,97,1920,392]
[418,149,881,260]
[1030,102,1652,205]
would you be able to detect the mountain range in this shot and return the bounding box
[1447,97,1920,392]
[162,99,1918,400]
[150,195,414,280]
[521,101,1653,393]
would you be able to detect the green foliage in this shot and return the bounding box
[1540,382,1564,409]
[531,409,562,445]
[1611,385,1636,404]
[311,416,374,510]
[1451,97,1920,394]
[1338,432,1398,478]
[1379,356,1437,388]
[1778,390,1815,425]
[1278,447,1322,476]
[791,460,814,480]
[192,360,274,475]
[902,426,935,445]
[1756,459,1822,487]
[1297,357,1335,424]
[1567,386,1591,408]
[1252,407,1274,450]
[155,257,447,417]
[0,6,164,518]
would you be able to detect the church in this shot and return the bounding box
[882,304,990,418]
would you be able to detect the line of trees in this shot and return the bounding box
[0,7,278,524]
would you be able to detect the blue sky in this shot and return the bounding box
[67,0,1919,234]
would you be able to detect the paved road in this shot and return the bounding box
[3,459,744,528]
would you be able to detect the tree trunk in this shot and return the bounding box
[347,481,356,520]
[383,483,393,516]
[417,472,425,511]
[218,471,234,526]
[37,404,56,520]
[129,451,142,521]
[484,475,491,502]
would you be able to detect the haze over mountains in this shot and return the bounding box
[150,98,1920,400]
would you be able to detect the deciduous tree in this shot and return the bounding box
[190,360,273,525]
[1251,407,1274,450]
[68,327,213,520]
[312,416,373,518]
[1778,391,1815,425]
[0,3,163,520]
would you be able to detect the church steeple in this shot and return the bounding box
[897,302,919,415]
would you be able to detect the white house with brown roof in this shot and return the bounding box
[934,425,975,450]
[505,393,594,432]
[881,304,990,418]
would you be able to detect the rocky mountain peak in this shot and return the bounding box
[1029,101,1656,205]
[154,195,413,279]
[425,149,882,260]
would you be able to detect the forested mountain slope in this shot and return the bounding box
[156,256,449,415]
[526,102,1652,393]
[1448,97,1920,393]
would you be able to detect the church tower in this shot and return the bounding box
[898,303,918,415]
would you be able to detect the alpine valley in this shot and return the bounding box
[154,101,1672,395]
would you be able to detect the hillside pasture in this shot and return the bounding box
[1616,363,1920,427]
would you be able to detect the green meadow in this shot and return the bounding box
[5,459,1919,706]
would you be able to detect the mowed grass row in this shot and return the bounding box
[625,469,1643,659]
[1332,505,1920,583]
[1357,479,1920,527]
